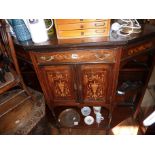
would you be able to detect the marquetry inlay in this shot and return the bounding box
[49,72,71,97]
[128,42,153,56]
[37,49,115,64]
[83,70,106,101]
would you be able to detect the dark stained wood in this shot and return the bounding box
[15,51,42,91]
[121,39,155,61]
[78,64,112,105]
[40,65,77,105]
[29,48,121,131]
[133,53,155,118]
[33,48,116,65]
[13,23,155,134]
[14,24,155,51]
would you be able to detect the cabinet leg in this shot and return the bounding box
[51,108,61,134]
[68,128,72,135]
[106,112,112,135]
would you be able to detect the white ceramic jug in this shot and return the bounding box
[24,19,53,43]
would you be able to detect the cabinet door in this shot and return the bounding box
[40,65,77,105]
[78,64,112,105]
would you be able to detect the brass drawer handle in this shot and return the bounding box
[95,29,105,33]
[95,22,105,27]
[40,56,54,61]
[95,53,110,60]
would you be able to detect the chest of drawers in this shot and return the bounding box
[54,19,111,39]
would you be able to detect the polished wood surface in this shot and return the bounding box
[34,48,116,64]
[14,23,155,133]
[79,64,112,105]
[40,65,77,105]
[14,24,155,51]
[122,39,155,60]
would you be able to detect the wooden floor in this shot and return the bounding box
[0,88,45,135]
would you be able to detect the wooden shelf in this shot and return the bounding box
[120,68,149,72]
[115,85,144,107]
[53,106,109,130]
[116,85,144,96]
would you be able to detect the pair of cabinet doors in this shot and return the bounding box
[40,63,114,106]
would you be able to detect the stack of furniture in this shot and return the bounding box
[0,20,45,134]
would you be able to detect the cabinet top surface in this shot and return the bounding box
[14,24,155,51]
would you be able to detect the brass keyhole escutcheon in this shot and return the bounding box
[95,30,105,33]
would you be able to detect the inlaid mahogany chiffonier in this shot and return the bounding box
[14,24,155,133]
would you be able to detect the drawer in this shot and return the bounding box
[55,19,104,24]
[122,40,155,60]
[57,28,109,39]
[34,49,116,64]
[56,21,109,31]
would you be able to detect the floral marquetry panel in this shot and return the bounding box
[79,64,112,104]
[41,65,77,105]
